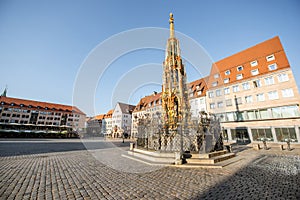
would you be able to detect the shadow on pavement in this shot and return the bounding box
[192,154,300,199]
[231,144,252,153]
[0,139,131,157]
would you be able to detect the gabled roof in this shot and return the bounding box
[207,36,290,89]
[134,92,162,112]
[116,102,136,114]
[188,76,209,98]
[94,114,105,120]
[107,109,114,115]
[103,109,114,119]
[133,76,208,112]
[0,96,85,115]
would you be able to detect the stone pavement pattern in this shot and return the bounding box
[0,139,300,199]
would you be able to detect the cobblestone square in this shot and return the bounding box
[0,138,299,199]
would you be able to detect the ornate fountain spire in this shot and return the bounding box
[162,13,190,133]
[169,13,175,38]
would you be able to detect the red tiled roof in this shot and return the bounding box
[188,77,209,98]
[94,114,105,120]
[134,92,162,112]
[103,109,113,119]
[107,109,113,115]
[207,36,290,89]
[0,96,85,115]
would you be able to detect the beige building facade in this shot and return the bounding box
[0,96,86,134]
[206,36,300,144]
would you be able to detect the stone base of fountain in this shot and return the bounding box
[124,145,239,168]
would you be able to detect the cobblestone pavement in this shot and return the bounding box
[0,139,300,199]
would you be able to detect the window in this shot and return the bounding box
[212,82,218,87]
[271,107,281,118]
[242,82,250,90]
[236,74,243,80]
[275,128,297,142]
[247,110,258,120]
[199,98,204,104]
[214,73,219,79]
[278,73,289,82]
[282,106,300,118]
[208,91,214,98]
[268,63,277,71]
[251,69,259,76]
[216,89,222,97]
[282,88,294,98]
[210,103,215,109]
[233,85,239,93]
[235,97,242,105]
[237,66,243,71]
[224,78,229,84]
[217,101,223,108]
[252,128,273,141]
[268,91,279,100]
[264,76,274,85]
[227,113,236,121]
[266,54,275,62]
[253,79,262,88]
[245,95,253,103]
[225,70,230,75]
[250,60,258,67]
[225,99,232,107]
[257,93,265,102]
[259,109,270,119]
[224,87,230,95]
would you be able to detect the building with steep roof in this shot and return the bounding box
[111,102,135,138]
[101,109,113,135]
[0,96,86,135]
[86,114,105,136]
[188,77,208,118]
[132,76,208,139]
[206,36,300,143]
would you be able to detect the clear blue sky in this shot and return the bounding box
[0,0,299,116]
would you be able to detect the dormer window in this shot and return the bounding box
[224,78,229,84]
[268,63,277,71]
[236,74,243,80]
[214,73,219,79]
[250,60,258,67]
[266,54,275,62]
[225,70,231,75]
[237,66,243,71]
[251,69,259,76]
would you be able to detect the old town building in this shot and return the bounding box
[0,96,86,135]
